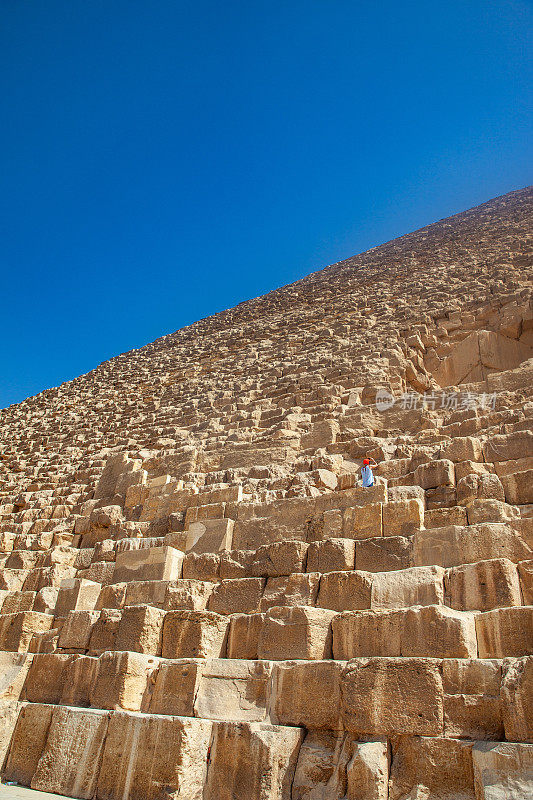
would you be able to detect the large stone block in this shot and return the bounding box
[343,502,382,539]
[443,436,483,463]
[258,606,335,660]
[333,609,403,658]
[88,608,122,654]
[341,657,443,735]
[519,560,533,604]
[185,517,234,555]
[194,658,273,722]
[502,469,533,504]
[150,659,200,716]
[97,710,212,800]
[0,611,54,652]
[316,570,373,611]
[113,545,184,583]
[61,655,100,707]
[483,431,533,462]
[371,565,445,609]
[207,577,265,615]
[3,702,54,786]
[445,558,522,611]
[31,706,109,798]
[389,736,475,800]
[500,656,533,742]
[260,572,320,611]
[355,535,413,572]
[251,540,308,577]
[23,652,78,704]
[472,742,533,799]
[443,658,504,740]
[402,604,477,658]
[226,612,265,659]
[124,579,169,608]
[382,498,424,536]
[59,609,100,649]
[115,604,165,655]
[203,721,304,800]
[414,523,532,568]
[414,459,455,489]
[0,651,33,700]
[162,609,228,658]
[476,606,533,657]
[164,578,215,610]
[306,538,356,572]
[53,578,101,618]
[90,651,159,711]
[270,660,345,730]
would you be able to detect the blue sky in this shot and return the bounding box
[1,0,531,408]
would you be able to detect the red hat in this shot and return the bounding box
[363,459,370,465]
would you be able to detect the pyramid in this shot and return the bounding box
[0,187,532,799]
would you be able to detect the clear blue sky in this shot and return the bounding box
[1,1,531,408]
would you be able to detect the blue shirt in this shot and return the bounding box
[361,465,374,487]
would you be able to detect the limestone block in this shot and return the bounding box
[476,606,533,657]
[251,540,308,577]
[77,561,115,585]
[383,498,424,536]
[149,659,200,716]
[0,611,54,652]
[194,658,273,722]
[371,565,445,609]
[258,606,335,660]
[402,604,477,658]
[425,505,468,528]
[226,612,265,659]
[457,473,505,506]
[466,499,520,525]
[316,570,373,611]
[182,551,220,581]
[0,651,33,701]
[355,535,412,572]
[389,736,475,800]
[3,702,54,786]
[33,586,60,614]
[333,609,403,658]
[483,431,533,462]
[203,720,304,800]
[343,502,382,539]
[219,548,254,578]
[208,577,265,615]
[269,660,344,730]
[0,568,28,591]
[426,485,458,510]
[443,658,503,740]
[500,657,533,742]
[185,517,234,555]
[306,538,356,573]
[54,578,101,617]
[162,609,228,658]
[59,610,101,650]
[97,711,212,800]
[113,545,183,583]
[519,560,533,604]
[502,470,533,504]
[61,655,99,707]
[414,459,455,489]
[291,731,389,800]
[124,579,169,608]
[90,651,159,711]
[164,579,215,610]
[260,572,320,611]
[0,589,35,614]
[115,604,165,655]
[95,582,127,610]
[31,706,109,798]
[414,523,532,568]
[443,436,483,463]
[341,657,443,735]
[472,742,533,799]
[0,699,23,774]
[445,558,522,611]
[88,608,122,654]
[24,652,78,704]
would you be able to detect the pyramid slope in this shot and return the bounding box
[0,187,532,798]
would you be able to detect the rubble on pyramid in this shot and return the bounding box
[0,186,532,798]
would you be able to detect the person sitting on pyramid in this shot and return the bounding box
[361,456,378,487]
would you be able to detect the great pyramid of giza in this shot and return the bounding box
[0,186,532,799]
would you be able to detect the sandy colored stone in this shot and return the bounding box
[162,609,228,658]
[60,654,99,707]
[389,736,476,800]
[476,606,533,657]
[226,612,265,659]
[472,742,533,799]
[89,650,159,711]
[414,523,532,568]
[260,572,320,611]
[0,612,54,652]
[341,657,443,735]
[306,538,356,572]
[317,570,373,611]
[194,658,272,722]
[355,535,413,572]
[445,558,522,611]
[0,651,33,700]
[113,545,184,583]
[58,609,100,649]
[3,702,54,786]
[23,653,78,704]
[371,565,445,609]
[203,720,304,800]
[251,540,308,577]
[258,605,335,660]
[207,576,265,614]
[500,656,533,742]
[270,660,344,730]
[115,604,165,655]
[164,578,215,610]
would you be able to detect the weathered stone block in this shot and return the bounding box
[316,570,373,611]
[162,609,228,658]
[164,579,215,610]
[88,608,122,653]
[414,459,455,489]
[226,612,265,659]
[306,538,356,572]
[414,523,532,568]
[500,656,533,742]
[251,540,308,577]
[476,606,533,657]
[0,611,54,652]
[355,535,412,572]
[382,498,424,536]
[24,652,78,704]
[472,742,533,799]
[260,572,320,611]
[194,658,273,722]
[115,604,165,655]
[208,577,265,615]
[341,657,443,735]
[3,702,54,786]
[90,651,159,711]
[61,655,99,707]
[113,545,183,583]
[371,565,445,609]
[258,606,336,660]
[343,502,382,539]
[445,558,522,611]
[270,660,345,730]
[389,736,475,800]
